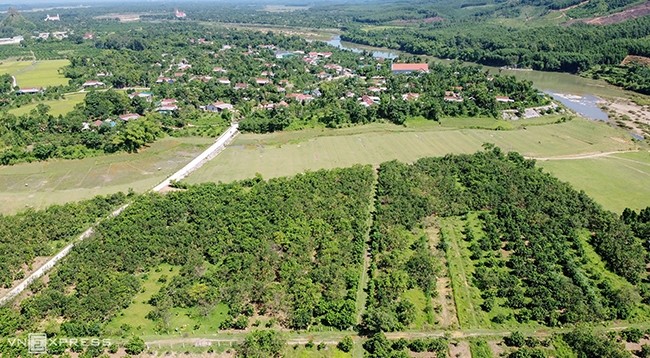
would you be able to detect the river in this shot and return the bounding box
[324,35,643,121]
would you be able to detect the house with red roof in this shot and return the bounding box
[444,91,464,102]
[391,63,429,74]
[260,101,289,110]
[160,98,178,106]
[359,95,380,107]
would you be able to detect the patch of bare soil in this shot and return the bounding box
[436,277,458,329]
[624,337,650,354]
[449,340,471,358]
[488,340,506,357]
[600,98,650,138]
[424,217,459,330]
[583,2,650,25]
[621,55,650,66]
[157,185,185,194]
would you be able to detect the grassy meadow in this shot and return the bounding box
[185,118,648,212]
[538,151,650,212]
[9,92,86,116]
[0,59,70,88]
[0,136,213,214]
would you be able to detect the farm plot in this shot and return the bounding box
[0,137,213,214]
[0,59,70,88]
[186,118,644,213]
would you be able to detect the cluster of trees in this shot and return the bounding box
[363,332,448,358]
[0,91,165,164]
[562,328,632,358]
[584,63,650,95]
[565,0,640,18]
[341,16,650,91]
[343,16,650,73]
[237,330,285,358]
[622,207,650,259]
[13,166,374,335]
[361,159,450,333]
[0,20,552,162]
[0,192,128,288]
[499,328,636,358]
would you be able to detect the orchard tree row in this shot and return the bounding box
[9,166,374,338]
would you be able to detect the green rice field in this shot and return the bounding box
[9,92,86,116]
[0,59,70,88]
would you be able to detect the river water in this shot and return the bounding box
[325,35,398,59]
[324,35,642,121]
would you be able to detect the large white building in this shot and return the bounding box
[0,36,23,45]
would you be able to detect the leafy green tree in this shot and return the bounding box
[337,336,353,353]
[237,330,285,358]
[124,336,146,355]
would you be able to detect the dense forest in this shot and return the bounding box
[7,166,373,339]
[341,16,650,74]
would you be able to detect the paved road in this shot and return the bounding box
[0,123,239,307]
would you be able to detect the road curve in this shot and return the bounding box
[0,123,239,307]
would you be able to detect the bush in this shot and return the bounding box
[124,336,146,355]
[621,327,644,343]
[237,330,285,358]
[337,336,353,353]
[504,332,526,347]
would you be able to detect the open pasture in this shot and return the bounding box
[186,118,647,212]
[538,151,650,212]
[0,136,213,214]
